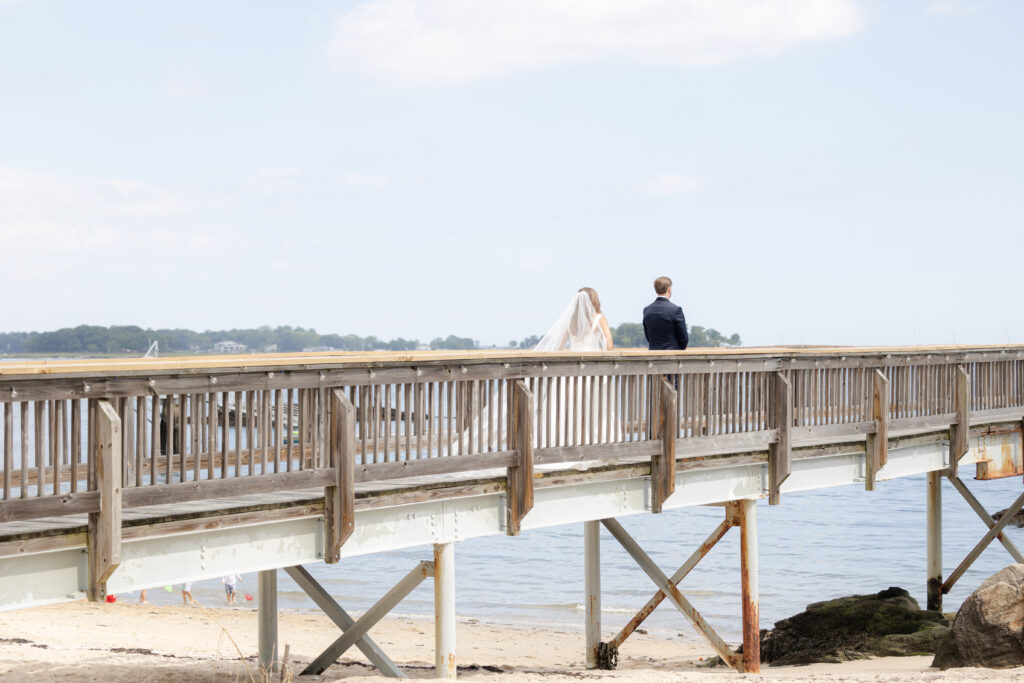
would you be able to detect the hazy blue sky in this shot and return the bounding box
[1,0,1021,347]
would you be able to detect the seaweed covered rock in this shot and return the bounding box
[761,587,949,665]
[933,564,1024,670]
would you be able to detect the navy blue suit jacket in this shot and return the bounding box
[643,297,689,350]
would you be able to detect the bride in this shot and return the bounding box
[461,288,615,453]
[534,287,614,352]
[528,287,615,448]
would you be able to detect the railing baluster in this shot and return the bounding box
[3,403,12,499]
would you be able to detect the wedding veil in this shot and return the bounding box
[533,291,605,352]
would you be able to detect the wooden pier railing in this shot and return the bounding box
[1,345,1022,538]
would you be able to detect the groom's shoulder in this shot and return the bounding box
[645,297,675,312]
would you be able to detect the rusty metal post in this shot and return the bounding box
[926,471,942,611]
[738,498,760,673]
[434,542,456,679]
[584,520,601,669]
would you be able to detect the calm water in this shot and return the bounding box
[132,473,1024,643]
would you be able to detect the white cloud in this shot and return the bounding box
[926,0,979,16]
[0,168,212,282]
[328,0,865,86]
[0,168,189,224]
[639,174,704,196]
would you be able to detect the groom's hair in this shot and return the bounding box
[654,277,672,295]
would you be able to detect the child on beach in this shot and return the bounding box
[222,575,241,605]
[182,582,194,606]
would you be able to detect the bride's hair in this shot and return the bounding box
[578,287,601,314]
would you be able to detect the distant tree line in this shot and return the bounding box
[0,322,741,356]
[511,324,741,350]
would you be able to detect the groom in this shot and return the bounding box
[642,276,689,350]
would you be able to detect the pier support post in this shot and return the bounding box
[259,569,279,674]
[434,542,457,679]
[738,499,759,673]
[926,471,943,611]
[584,520,601,669]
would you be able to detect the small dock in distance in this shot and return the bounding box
[1,345,1022,677]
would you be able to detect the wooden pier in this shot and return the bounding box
[1,345,1023,677]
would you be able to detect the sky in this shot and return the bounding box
[0,0,1021,347]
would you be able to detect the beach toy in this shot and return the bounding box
[164,585,174,592]
[104,594,117,603]
[237,576,254,601]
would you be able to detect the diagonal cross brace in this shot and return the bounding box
[302,560,435,676]
[608,518,733,650]
[946,475,1024,564]
[601,518,743,671]
[943,486,1024,595]
[284,565,406,678]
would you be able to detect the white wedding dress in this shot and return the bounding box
[533,291,608,352]
[531,292,613,447]
[463,292,614,453]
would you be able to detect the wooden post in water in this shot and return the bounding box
[88,399,122,602]
[927,471,943,611]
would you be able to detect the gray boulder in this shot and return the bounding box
[933,564,1024,670]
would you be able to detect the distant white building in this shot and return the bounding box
[302,346,337,352]
[213,341,247,353]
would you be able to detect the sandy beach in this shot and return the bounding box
[1,602,1022,682]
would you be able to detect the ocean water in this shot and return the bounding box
[134,473,1024,643]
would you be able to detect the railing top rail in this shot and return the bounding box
[1,344,1024,381]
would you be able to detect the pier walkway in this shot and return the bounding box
[1,346,1022,676]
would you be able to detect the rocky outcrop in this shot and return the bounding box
[933,564,1024,670]
[760,587,949,665]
